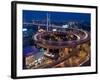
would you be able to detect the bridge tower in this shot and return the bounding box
[47,13,51,31]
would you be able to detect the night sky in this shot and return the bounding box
[23,10,91,23]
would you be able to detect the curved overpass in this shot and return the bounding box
[33,28,90,49]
